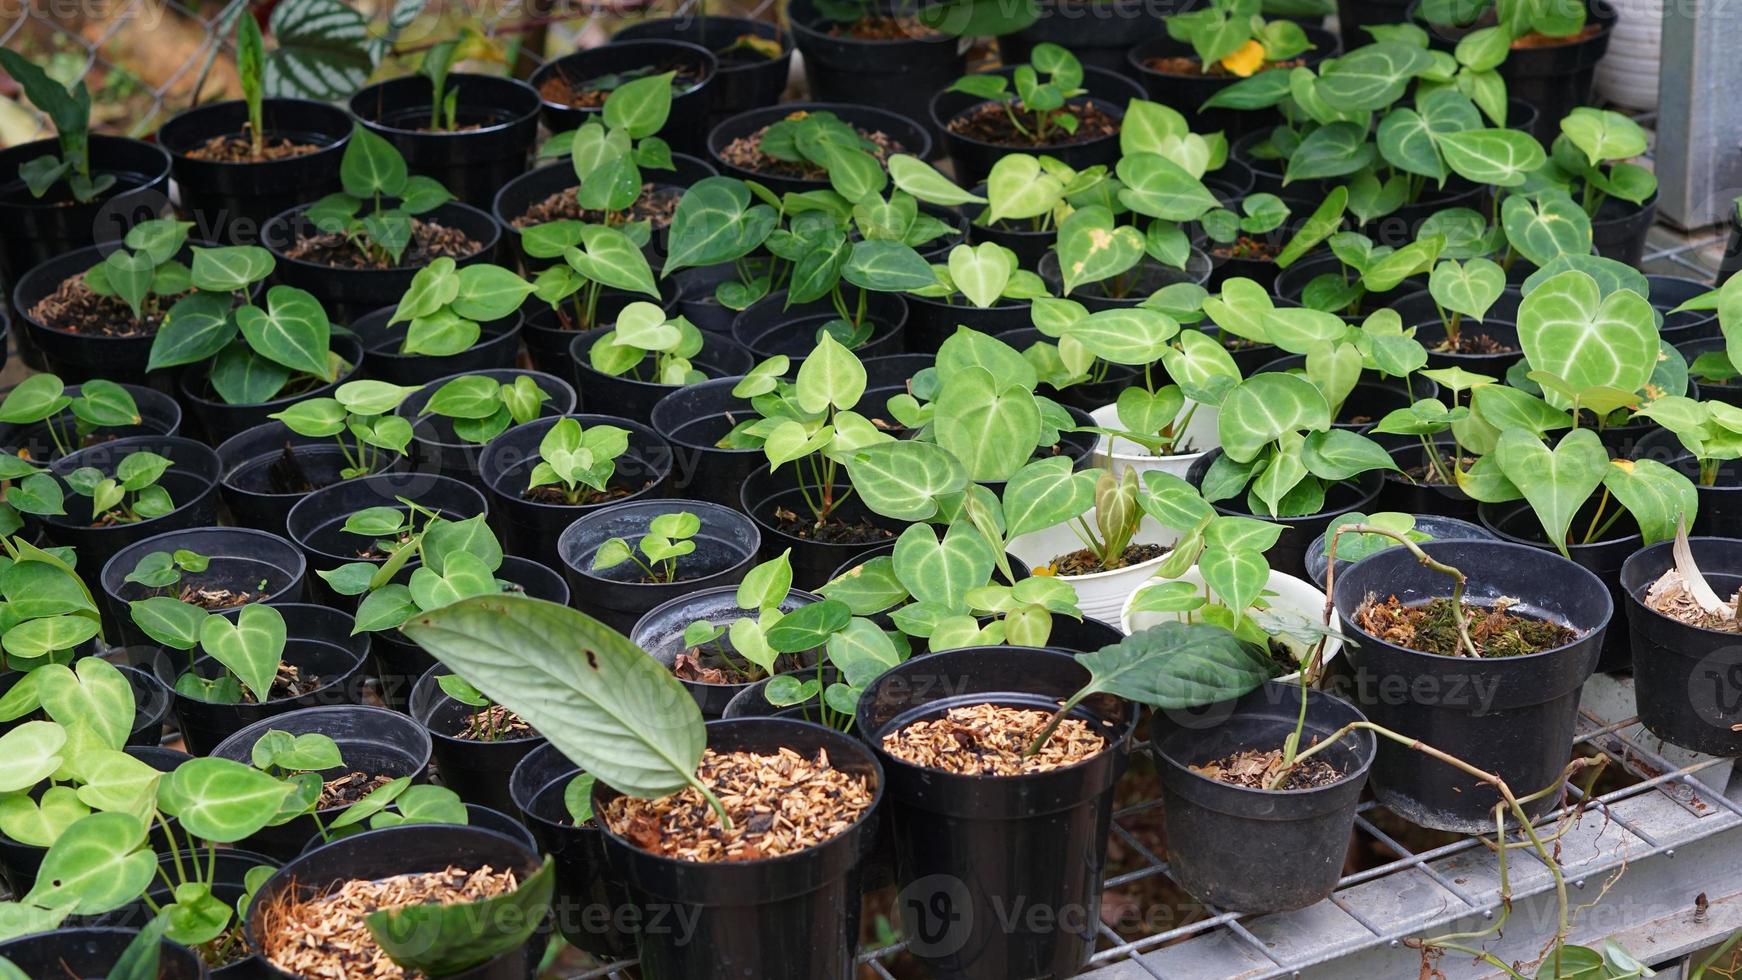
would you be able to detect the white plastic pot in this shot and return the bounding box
[1119,565,1344,678]
[1595,0,1660,111]
[1088,402,1221,481]
[1006,510,1179,624]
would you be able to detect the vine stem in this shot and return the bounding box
[1023,689,1088,757]
[1329,523,1479,658]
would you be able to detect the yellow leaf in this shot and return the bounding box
[1220,40,1266,78]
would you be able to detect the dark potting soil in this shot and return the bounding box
[29,272,181,337]
[1403,452,1475,485]
[1142,55,1305,77]
[718,122,904,180]
[883,703,1105,776]
[267,444,327,495]
[823,14,941,39]
[284,220,481,269]
[1210,236,1281,261]
[1511,23,1604,47]
[1265,639,1300,677]
[1191,746,1344,790]
[262,662,325,703]
[671,647,799,685]
[456,704,536,742]
[1043,542,1166,577]
[1433,332,1514,354]
[510,183,681,229]
[522,481,645,506]
[185,134,322,162]
[946,100,1119,148]
[1356,594,1579,658]
[317,771,396,809]
[602,746,874,862]
[537,65,706,109]
[772,506,895,546]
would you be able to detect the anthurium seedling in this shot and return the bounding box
[593,510,701,583]
[524,219,661,331]
[419,36,465,132]
[0,374,143,460]
[417,373,552,447]
[588,302,709,385]
[434,674,528,743]
[1200,194,1291,255]
[658,175,781,289]
[235,11,267,158]
[1127,471,1283,631]
[128,601,290,704]
[525,417,634,506]
[306,125,454,266]
[0,540,104,673]
[1372,364,1498,485]
[948,44,1087,143]
[906,242,1048,309]
[271,379,422,479]
[1417,0,1590,45]
[0,49,114,202]
[77,219,195,324]
[1425,257,1506,351]
[1634,396,1742,488]
[317,510,507,630]
[1164,0,1314,77]
[1544,107,1656,219]
[1292,230,1446,316]
[123,547,211,591]
[246,729,468,843]
[387,259,535,356]
[679,552,853,688]
[8,450,179,526]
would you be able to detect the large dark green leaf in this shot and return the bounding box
[367,858,554,976]
[1074,622,1272,709]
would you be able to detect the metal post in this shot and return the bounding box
[1656,0,1742,230]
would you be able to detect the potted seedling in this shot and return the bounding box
[350,30,542,208]
[1277,228,1449,318]
[559,499,761,634]
[1391,257,1524,375]
[349,258,534,386]
[267,379,420,490]
[931,45,1131,186]
[405,593,882,980]
[1081,313,1241,479]
[901,242,1048,353]
[261,125,499,324]
[707,104,931,200]
[573,302,753,424]
[0,374,177,463]
[396,369,575,481]
[1539,107,1658,264]
[1037,202,1212,311]
[508,742,636,957]
[410,667,547,815]
[530,40,718,156]
[478,414,673,570]
[0,50,172,314]
[284,473,489,607]
[615,13,794,130]
[1370,364,1498,520]
[1635,395,1742,537]
[101,526,306,647]
[155,14,352,243]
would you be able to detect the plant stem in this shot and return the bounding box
[1024,689,1087,756]
[1328,523,1479,658]
[690,773,735,831]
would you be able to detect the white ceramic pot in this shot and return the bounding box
[1119,565,1343,678]
[1088,402,1221,482]
[1006,510,1179,624]
[1595,0,1661,110]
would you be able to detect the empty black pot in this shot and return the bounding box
[349,303,523,387]
[1621,537,1742,756]
[156,98,351,243]
[905,294,1034,355]
[570,325,753,424]
[1480,500,1640,673]
[1153,681,1374,913]
[594,717,883,980]
[615,15,795,130]
[856,645,1135,980]
[789,0,963,144]
[0,927,205,979]
[350,73,541,209]
[650,376,763,507]
[707,101,934,197]
[410,664,547,814]
[559,498,760,635]
[214,421,410,537]
[177,332,367,447]
[1591,190,1657,267]
[214,704,432,860]
[99,525,308,648]
[1187,450,1384,580]
[397,367,578,482]
[510,741,637,958]
[998,0,1180,75]
[930,65,1141,188]
[530,39,718,157]
[630,584,823,717]
[285,472,488,607]
[1333,539,1609,832]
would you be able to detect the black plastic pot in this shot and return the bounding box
[1188,451,1384,580]
[1153,681,1373,913]
[732,288,908,364]
[0,928,205,979]
[961,190,1057,270]
[673,263,755,334]
[558,498,760,635]
[177,332,367,447]
[1128,26,1341,141]
[530,40,718,157]
[522,282,683,378]
[285,472,489,607]
[650,375,762,506]
[615,16,795,130]
[260,201,501,326]
[157,98,351,244]
[1274,250,1424,312]
[1632,432,1742,538]
[571,325,752,425]
[1681,336,1742,410]
[36,436,220,583]
[905,293,1034,355]
[1363,179,1491,250]
[0,136,171,305]
[1621,537,1742,756]
[214,704,432,860]
[350,303,522,387]
[245,823,542,977]
[0,380,180,462]
[298,802,536,857]
[1194,192,1327,291]
[1231,127,1329,197]
[492,154,717,273]
[1337,0,1411,46]
[1591,190,1658,267]
[930,65,1141,188]
[1304,512,1496,591]
[478,414,672,570]
[856,645,1135,980]
[1481,499,1640,673]
[1393,286,1524,375]
[158,603,370,757]
[100,525,308,648]
[99,848,280,977]
[1722,203,1742,283]
[397,368,578,482]
[1650,274,1721,346]
[1038,251,1212,312]
[13,239,216,385]
[510,741,637,958]
[369,554,570,712]
[998,0,1182,76]
[1375,438,1481,523]
[409,664,547,815]
[631,584,822,717]
[595,717,882,980]
[789,0,964,143]
[350,74,541,209]
[739,466,901,590]
[214,421,410,537]
[1333,539,1609,832]
[707,102,934,197]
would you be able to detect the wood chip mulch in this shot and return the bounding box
[185,135,322,162]
[317,772,395,809]
[1355,594,1579,658]
[1646,571,1742,632]
[718,123,903,180]
[510,184,680,229]
[881,703,1106,776]
[601,746,873,863]
[285,221,481,270]
[181,583,263,609]
[456,704,536,741]
[28,273,176,337]
[1191,746,1344,790]
[260,865,520,979]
